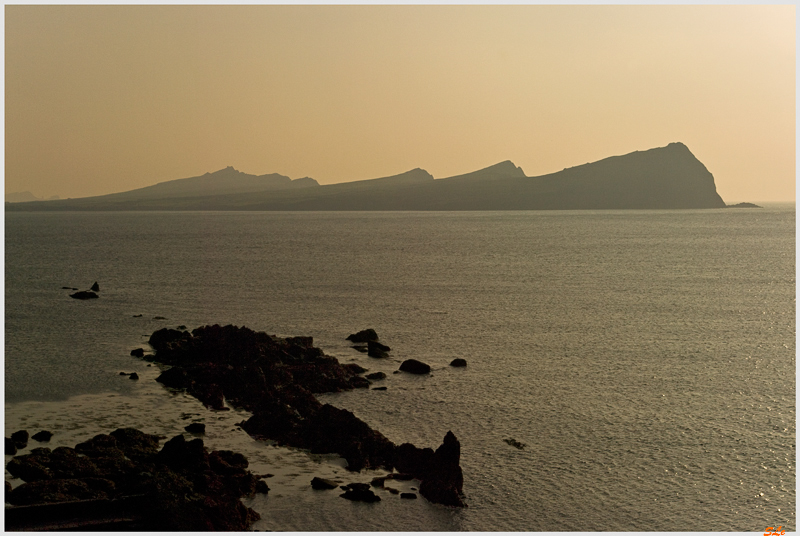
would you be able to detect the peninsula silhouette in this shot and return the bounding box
[6,143,726,211]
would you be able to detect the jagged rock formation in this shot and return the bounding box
[7,143,726,211]
[140,324,466,506]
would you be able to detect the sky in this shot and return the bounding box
[4,5,796,203]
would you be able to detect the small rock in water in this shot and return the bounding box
[255,480,270,494]
[400,492,417,499]
[90,282,99,292]
[153,316,166,320]
[351,345,368,353]
[32,430,53,442]
[133,314,143,317]
[129,372,139,380]
[130,348,145,357]
[449,358,467,367]
[385,486,399,494]
[184,423,206,434]
[399,359,431,375]
[346,329,379,343]
[119,372,129,376]
[365,371,386,380]
[69,291,98,300]
[372,386,387,391]
[503,438,526,450]
[310,477,339,490]
[176,325,187,330]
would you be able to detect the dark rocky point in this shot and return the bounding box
[69,291,98,300]
[346,329,379,343]
[128,372,139,380]
[32,431,53,442]
[449,358,467,367]
[255,480,270,494]
[372,386,388,391]
[90,282,99,292]
[399,359,431,375]
[6,437,18,455]
[133,324,466,507]
[130,348,145,357]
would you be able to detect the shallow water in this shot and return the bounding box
[5,207,795,530]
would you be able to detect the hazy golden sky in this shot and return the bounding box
[5,5,795,202]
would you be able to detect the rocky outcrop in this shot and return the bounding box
[5,428,260,531]
[136,324,466,507]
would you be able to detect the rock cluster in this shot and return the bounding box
[5,428,262,531]
[141,324,466,507]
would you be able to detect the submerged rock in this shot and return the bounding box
[69,291,98,300]
[311,477,339,490]
[449,358,467,367]
[365,371,386,380]
[504,438,526,450]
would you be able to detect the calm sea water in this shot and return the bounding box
[4,208,795,531]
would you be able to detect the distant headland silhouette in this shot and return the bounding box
[6,143,729,210]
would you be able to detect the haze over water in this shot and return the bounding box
[5,207,795,531]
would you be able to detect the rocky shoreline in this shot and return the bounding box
[5,324,466,531]
[142,324,466,508]
[5,428,263,530]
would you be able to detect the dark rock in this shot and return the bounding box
[385,486,399,494]
[311,477,339,490]
[449,358,467,367]
[209,450,248,475]
[372,386,388,391]
[346,329,379,343]
[6,480,11,495]
[367,340,390,358]
[6,452,53,482]
[109,428,160,461]
[61,287,77,290]
[157,435,209,472]
[75,434,123,458]
[184,423,206,434]
[255,480,270,494]
[8,478,115,506]
[119,372,129,375]
[350,376,371,389]
[130,348,145,357]
[11,430,28,448]
[401,492,417,499]
[418,431,465,507]
[365,371,386,380]
[370,476,386,488]
[340,487,381,503]
[399,359,431,375]
[129,372,139,380]
[351,345,368,353]
[503,438,526,450]
[153,316,167,320]
[176,325,187,330]
[133,314,143,317]
[69,291,98,300]
[90,282,99,292]
[343,363,368,374]
[32,430,53,442]
[6,437,17,455]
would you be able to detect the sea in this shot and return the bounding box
[4,207,795,531]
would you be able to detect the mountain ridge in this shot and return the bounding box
[6,143,726,210]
